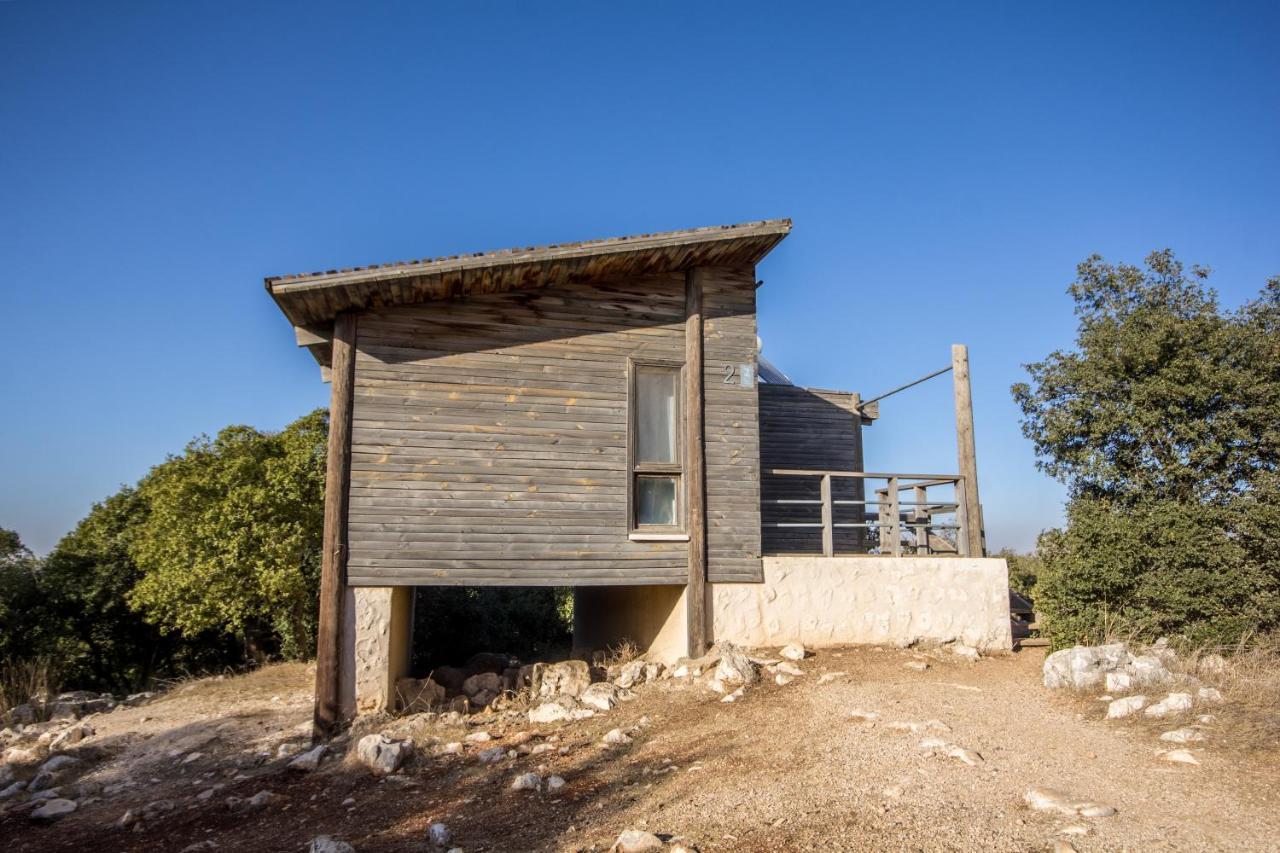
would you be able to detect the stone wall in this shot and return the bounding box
[712,557,1013,652]
[341,586,414,716]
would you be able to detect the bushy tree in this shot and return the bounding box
[128,410,327,660]
[1014,252,1280,647]
[0,528,44,665]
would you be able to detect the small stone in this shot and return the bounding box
[779,642,807,661]
[705,677,726,694]
[464,731,491,743]
[1160,728,1206,744]
[602,728,632,746]
[428,821,452,847]
[1163,749,1200,765]
[355,733,413,776]
[1024,787,1116,818]
[0,781,26,801]
[547,775,566,792]
[477,746,505,764]
[715,645,758,685]
[950,644,980,662]
[611,829,664,853]
[1053,842,1078,853]
[511,772,541,791]
[1060,824,1089,836]
[904,661,929,671]
[1197,686,1224,704]
[945,745,983,765]
[850,709,881,723]
[818,672,846,684]
[441,742,464,755]
[1106,695,1147,719]
[721,687,744,703]
[309,836,355,853]
[288,744,327,772]
[1198,654,1228,676]
[774,673,794,686]
[569,709,595,720]
[775,661,803,677]
[30,797,77,821]
[38,754,80,775]
[528,702,572,724]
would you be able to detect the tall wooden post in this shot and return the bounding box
[952,344,984,557]
[315,312,357,739]
[684,268,709,657]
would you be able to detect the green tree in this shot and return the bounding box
[1014,252,1280,647]
[128,410,327,659]
[0,528,45,665]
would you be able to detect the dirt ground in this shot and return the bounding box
[5,646,1279,852]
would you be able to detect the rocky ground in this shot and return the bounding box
[3,644,1278,852]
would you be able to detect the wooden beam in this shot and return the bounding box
[952,344,984,557]
[314,311,357,740]
[684,268,708,657]
[294,324,331,347]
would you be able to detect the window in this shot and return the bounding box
[629,361,683,535]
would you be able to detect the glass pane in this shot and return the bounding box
[636,476,678,527]
[636,367,678,464]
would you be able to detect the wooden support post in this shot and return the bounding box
[314,312,357,740]
[849,394,867,552]
[913,484,928,555]
[684,268,708,658]
[820,474,834,557]
[952,344,985,557]
[888,476,901,556]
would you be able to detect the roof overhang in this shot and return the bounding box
[266,219,792,368]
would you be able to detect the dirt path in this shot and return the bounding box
[5,648,1278,851]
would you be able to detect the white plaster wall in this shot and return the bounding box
[712,557,1013,651]
[343,586,413,716]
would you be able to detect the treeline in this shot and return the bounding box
[0,411,328,696]
[1014,251,1280,648]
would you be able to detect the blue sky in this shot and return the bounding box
[2,2,1277,554]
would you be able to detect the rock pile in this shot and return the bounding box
[1043,643,1171,691]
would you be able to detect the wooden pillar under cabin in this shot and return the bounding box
[684,268,709,657]
[951,343,985,557]
[314,312,357,739]
[850,393,867,552]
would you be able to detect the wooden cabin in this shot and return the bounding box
[267,220,1011,731]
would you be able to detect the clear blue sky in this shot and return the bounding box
[2,2,1278,554]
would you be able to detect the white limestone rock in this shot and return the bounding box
[1198,654,1228,676]
[528,700,573,725]
[602,728,632,746]
[1125,654,1172,687]
[1104,671,1132,693]
[1024,787,1116,818]
[547,775,566,792]
[29,797,77,822]
[1144,692,1193,718]
[721,687,744,703]
[310,836,356,853]
[1162,749,1200,765]
[774,673,794,686]
[611,830,664,853]
[818,671,847,684]
[510,772,541,791]
[534,661,592,699]
[288,744,327,772]
[775,661,803,677]
[903,661,929,671]
[355,733,413,776]
[1160,728,1206,744]
[579,682,620,712]
[428,821,452,848]
[779,642,807,661]
[1106,695,1147,719]
[614,660,646,689]
[950,644,980,662]
[715,645,758,685]
[1043,643,1129,690]
[463,731,491,743]
[1197,686,1224,704]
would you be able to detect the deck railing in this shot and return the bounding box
[762,469,971,558]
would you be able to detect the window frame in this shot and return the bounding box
[625,357,687,539]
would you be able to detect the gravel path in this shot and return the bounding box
[5,648,1277,851]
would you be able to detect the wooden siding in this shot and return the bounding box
[702,268,763,582]
[346,267,761,587]
[758,385,864,555]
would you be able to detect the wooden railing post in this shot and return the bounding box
[820,473,834,557]
[888,476,901,557]
[913,484,928,555]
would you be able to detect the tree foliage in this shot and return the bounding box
[1014,251,1280,647]
[128,410,327,659]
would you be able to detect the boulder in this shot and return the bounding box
[1043,644,1129,690]
[611,830,664,853]
[462,672,502,699]
[310,836,356,853]
[579,682,620,712]
[1104,672,1132,693]
[1125,654,1171,687]
[0,780,26,801]
[355,734,413,776]
[614,660,646,689]
[715,645,758,685]
[528,694,577,724]
[602,728,631,746]
[430,666,466,693]
[396,677,446,713]
[7,704,36,726]
[1197,686,1224,704]
[534,661,592,699]
[29,797,76,822]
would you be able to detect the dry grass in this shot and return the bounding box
[148,661,314,708]
[602,638,641,667]
[0,656,55,714]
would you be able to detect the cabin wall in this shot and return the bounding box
[345,267,761,587]
[758,385,864,555]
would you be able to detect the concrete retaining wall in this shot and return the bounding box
[712,557,1012,651]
